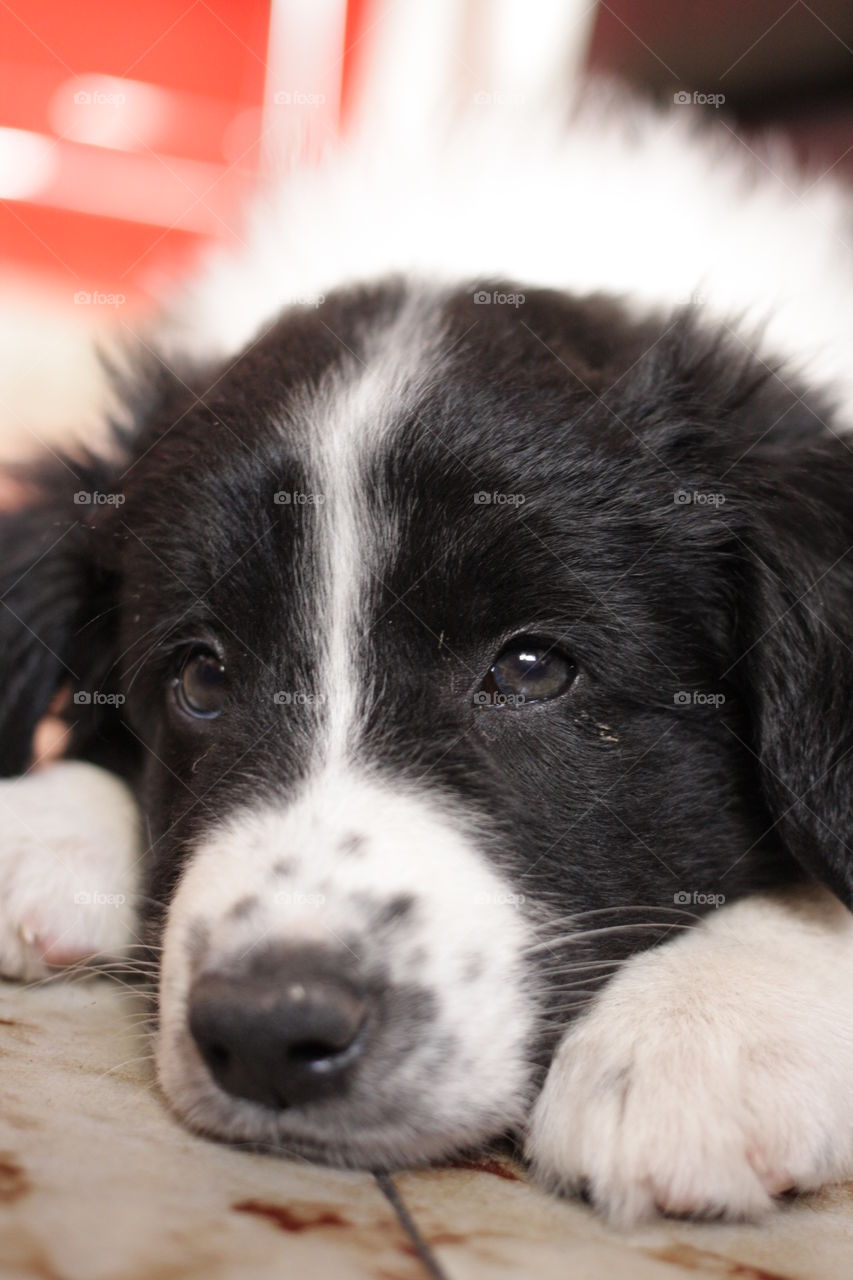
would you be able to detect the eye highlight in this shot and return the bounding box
[476,637,576,707]
[175,648,227,719]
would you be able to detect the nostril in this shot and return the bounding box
[287,1016,369,1070]
[289,1039,334,1063]
[206,1041,231,1070]
[290,1035,356,1065]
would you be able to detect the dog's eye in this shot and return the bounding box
[477,637,575,707]
[177,649,226,718]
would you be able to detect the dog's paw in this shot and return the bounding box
[0,761,142,980]
[526,897,853,1225]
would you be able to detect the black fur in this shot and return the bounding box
[1,279,852,995]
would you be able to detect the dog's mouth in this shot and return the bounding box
[158,1018,527,1170]
[155,962,539,1173]
[175,1107,466,1172]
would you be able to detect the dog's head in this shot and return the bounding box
[2,280,852,1164]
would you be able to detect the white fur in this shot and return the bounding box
[527,886,853,1223]
[157,769,536,1161]
[0,761,141,979]
[304,294,447,764]
[164,90,853,423]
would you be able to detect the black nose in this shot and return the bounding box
[188,951,370,1109]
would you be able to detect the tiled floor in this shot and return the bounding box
[1,975,852,1280]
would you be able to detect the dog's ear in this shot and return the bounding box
[0,453,124,776]
[633,313,853,906]
[0,349,199,777]
[733,434,853,907]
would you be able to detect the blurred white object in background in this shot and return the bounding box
[340,0,596,145]
[0,272,107,460]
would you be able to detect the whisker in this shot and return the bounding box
[538,958,623,975]
[525,920,693,955]
[96,1053,157,1081]
[534,904,704,929]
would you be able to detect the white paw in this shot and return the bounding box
[0,761,142,980]
[526,895,853,1224]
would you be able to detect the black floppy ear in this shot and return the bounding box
[735,434,853,907]
[0,454,125,776]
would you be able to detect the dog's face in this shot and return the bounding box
[3,280,853,1166]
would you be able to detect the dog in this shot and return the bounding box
[2,89,853,1225]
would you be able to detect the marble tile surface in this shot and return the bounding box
[1,976,850,1280]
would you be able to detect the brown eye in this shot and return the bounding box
[476,637,576,707]
[177,649,226,718]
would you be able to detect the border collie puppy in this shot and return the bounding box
[2,91,853,1224]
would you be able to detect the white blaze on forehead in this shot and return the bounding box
[307,294,447,767]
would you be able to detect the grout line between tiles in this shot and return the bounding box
[374,1172,451,1280]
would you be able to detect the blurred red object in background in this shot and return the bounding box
[0,0,358,310]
